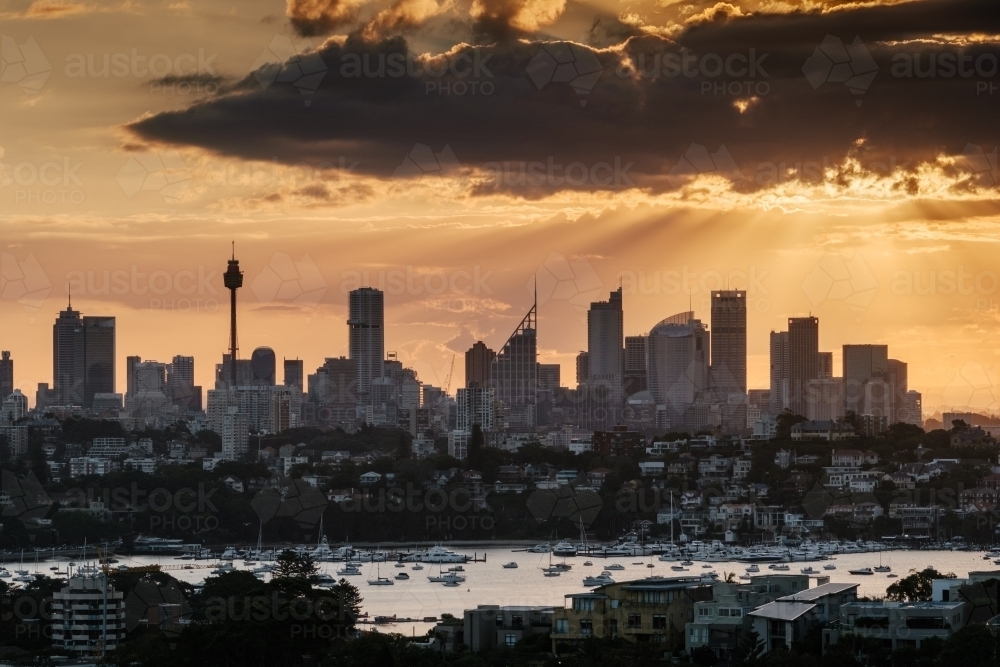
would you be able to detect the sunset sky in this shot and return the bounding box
[1,0,998,417]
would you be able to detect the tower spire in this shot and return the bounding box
[223,244,244,385]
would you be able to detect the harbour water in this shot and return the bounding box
[5,547,999,634]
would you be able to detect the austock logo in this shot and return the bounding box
[526,485,603,527]
[533,251,605,317]
[526,43,603,106]
[1,35,52,94]
[668,143,743,185]
[116,151,193,202]
[802,35,878,106]
[251,479,328,536]
[125,578,192,647]
[0,252,52,311]
[250,253,328,308]
[0,469,51,528]
[392,143,462,181]
[801,252,879,324]
[251,35,328,106]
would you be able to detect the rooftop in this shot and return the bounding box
[780,582,859,601]
[749,601,817,621]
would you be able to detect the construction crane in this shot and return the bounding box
[443,354,456,395]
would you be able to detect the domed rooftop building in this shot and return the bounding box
[646,312,710,422]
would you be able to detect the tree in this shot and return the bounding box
[691,645,717,666]
[274,549,319,581]
[886,568,954,602]
[732,629,768,667]
[776,411,807,439]
[937,624,997,667]
[467,423,485,470]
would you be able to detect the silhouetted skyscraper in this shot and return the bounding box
[0,351,12,399]
[348,287,384,405]
[465,341,495,387]
[82,316,115,409]
[537,363,561,390]
[710,290,746,398]
[284,358,304,391]
[491,300,537,431]
[624,335,647,396]
[52,304,115,408]
[586,288,624,428]
[788,316,819,417]
[769,331,789,415]
[843,344,889,416]
[575,352,589,386]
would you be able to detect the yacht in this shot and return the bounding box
[411,564,424,571]
[583,573,615,587]
[543,570,561,577]
[403,545,468,563]
[583,561,593,566]
[800,566,817,575]
[604,563,625,571]
[212,562,236,575]
[394,572,409,580]
[526,543,551,553]
[0,568,11,579]
[823,563,837,570]
[316,573,335,586]
[368,577,394,586]
[220,547,240,560]
[769,564,790,571]
[746,565,760,573]
[394,562,407,568]
[848,567,874,575]
[337,564,362,576]
[671,565,688,571]
[552,542,578,557]
[502,562,518,569]
[428,571,466,583]
[874,566,892,573]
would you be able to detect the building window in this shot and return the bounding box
[555,619,569,634]
[511,615,523,629]
[574,598,596,612]
[627,614,642,629]
[653,614,667,630]
[611,599,620,609]
[609,619,618,638]
[505,633,517,646]
[580,620,593,636]
[699,608,711,617]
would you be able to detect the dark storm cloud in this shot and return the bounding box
[129,0,1000,197]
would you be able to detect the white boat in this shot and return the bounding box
[526,543,551,553]
[502,562,518,569]
[848,567,873,575]
[403,545,468,563]
[604,563,625,571]
[801,567,817,574]
[770,564,790,571]
[428,571,466,583]
[543,571,561,577]
[220,547,239,560]
[394,562,406,568]
[0,568,11,579]
[368,577,394,586]
[337,564,362,576]
[552,541,578,557]
[746,565,760,573]
[875,566,892,573]
[583,574,615,586]
[823,564,836,570]
[316,573,335,585]
[212,562,236,575]
[411,564,424,570]
[583,561,593,566]
[394,572,409,580]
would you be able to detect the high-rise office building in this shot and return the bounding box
[710,290,746,398]
[168,355,200,412]
[624,335,647,396]
[788,316,819,417]
[768,331,789,415]
[586,288,624,429]
[888,358,907,423]
[456,384,495,432]
[250,347,277,386]
[491,301,537,431]
[818,352,833,379]
[646,312,710,425]
[82,316,115,409]
[0,351,13,400]
[537,363,561,390]
[465,341,495,387]
[348,287,384,406]
[53,303,84,405]
[52,304,115,408]
[575,352,589,386]
[284,358,304,391]
[843,344,889,416]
